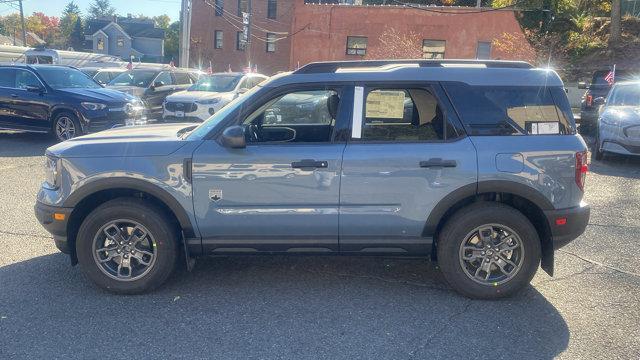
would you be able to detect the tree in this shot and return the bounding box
[153,15,171,30]
[69,17,85,50]
[610,0,621,43]
[87,0,116,19]
[60,1,81,43]
[26,12,61,44]
[164,20,180,64]
[365,27,423,60]
[0,13,23,43]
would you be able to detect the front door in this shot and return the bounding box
[8,69,50,130]
[145,71,176,112]
[339,84,477,254]
[192,86,351,253]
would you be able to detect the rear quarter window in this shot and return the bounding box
[443,83,575,136]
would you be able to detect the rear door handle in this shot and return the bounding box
[420,158,457,168]
[291,159,328,169]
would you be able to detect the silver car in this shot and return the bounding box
[595,81,640,160]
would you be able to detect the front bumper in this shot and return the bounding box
[34,201,73,254]
[163,106,214,123]
[80,108,148,133]
[544,201,590,249]
[599,123,640,156]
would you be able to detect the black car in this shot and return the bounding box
[579,69,636,133]
[107,67,201,116]
[0,65,146,142]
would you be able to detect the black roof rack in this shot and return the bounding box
[293,59,533,74]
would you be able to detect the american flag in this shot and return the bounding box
[207,61,213,75]
[126,56,133,70]
[604,65,616,85]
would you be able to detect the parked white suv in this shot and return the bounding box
[162,72,268,122]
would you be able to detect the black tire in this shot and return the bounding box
[76,198,180,294]
[437,202,541,299]
[52,112,83,142]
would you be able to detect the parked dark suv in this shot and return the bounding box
[107,66,201,116]
[36,60,590,299]
[579,69,635,133]
[0,65,145,142]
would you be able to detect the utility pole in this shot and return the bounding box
[241,0,252,69]
[179,0,191,67]
[18,0,26,46]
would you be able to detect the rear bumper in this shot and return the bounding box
[544,201,590,249]
[34,201,72,254]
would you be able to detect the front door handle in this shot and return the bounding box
[291,159,328,169]
[419,158,457,168]
[10,94,18,98]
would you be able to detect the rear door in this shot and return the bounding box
[339,84,477,254]
[0,68,17,128]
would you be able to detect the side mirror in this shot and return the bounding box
[593,97,606,106]
[220,125,246,149]
[578,82,588,90]
[25,84,44,93]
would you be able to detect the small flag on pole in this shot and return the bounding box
[228,64,232,73]
[604,64,616,85]
[126,56,133,70]
[207,61,213,75]
[169,58,175,68]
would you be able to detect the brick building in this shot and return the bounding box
[190,0,534,75]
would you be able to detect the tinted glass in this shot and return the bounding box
[608,84,640,106]
[93,71,111,84]
[109,70,159,87]
[174,72,192,84]
[37,67,101,89]
[15,70,41,89]
[189,74,242,92]
[154,72,174,86]
[0,68,16,88]
[360,88,444,141]
[444,83,573,135]
[591,70,634,86]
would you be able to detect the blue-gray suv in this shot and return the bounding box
[35,60,590,299]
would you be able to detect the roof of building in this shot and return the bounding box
[86,17,165,40]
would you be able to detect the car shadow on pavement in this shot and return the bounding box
[0,131,55,157]
[0,253,569,359]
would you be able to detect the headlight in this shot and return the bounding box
[43,155,60,190]
[196,98,221,105]
[81,102,107,111]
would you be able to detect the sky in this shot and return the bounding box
[2,0,181,21]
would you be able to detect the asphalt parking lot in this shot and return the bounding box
[0,131,638,359]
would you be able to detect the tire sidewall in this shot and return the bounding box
[76,199,178,294]
[52,112,82,142]
[437,203,541,299]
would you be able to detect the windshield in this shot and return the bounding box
[37,67,101,89]
[189,74,242,92]
[187,84,263,140]
[608,84,640,106]
[109,70,158,87]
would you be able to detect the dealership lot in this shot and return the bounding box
[0,132,639,359]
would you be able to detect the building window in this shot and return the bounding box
[476,41,491,59]
[237,0,248,16]
[422,39,445,59]
[266,33,276,52]
[97,38,104,50]
[346,36,367,56]
[267,0,277,19]
[214,30,223,49]
[117,37,124,47]
[215,0,223,16]
[236,31,245,51]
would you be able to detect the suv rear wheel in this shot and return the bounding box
[437,202,541,299]
[53,112,82,142]
[76,198,180,294]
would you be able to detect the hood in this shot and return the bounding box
[106,85,146,97]
[601,106,640,125]
[58,87,137,103]
[166,90,232,102]
[47,123,197,158]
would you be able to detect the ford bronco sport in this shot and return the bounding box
[35,60,590,299]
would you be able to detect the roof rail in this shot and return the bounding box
[293,59,533,74]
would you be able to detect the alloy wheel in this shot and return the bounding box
[458,224,524,286]
[55,116,76,141]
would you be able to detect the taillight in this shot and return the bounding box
[586,94,593,107]
[575,151,588,192]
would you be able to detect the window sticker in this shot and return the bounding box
[352,86,364,138]
[528,122,560,135]
[366,90,405,119]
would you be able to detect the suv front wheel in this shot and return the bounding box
[53,112,82,142]
[437,202,541,299]
[76,198,180,294]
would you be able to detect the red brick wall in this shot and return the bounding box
[290,1,534,68]
[190,0,293,74]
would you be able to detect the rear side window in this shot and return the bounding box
[443,83,574,135]
[174,72,193,85]
[0,68,16,88]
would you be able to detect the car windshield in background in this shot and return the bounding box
[608,84,640,106]
[189,74,242,92]
[37,67,101,89]
[109,70,158,87]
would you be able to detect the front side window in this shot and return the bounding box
[267,0,277,19]
[423,40,445,59]
[476,41,491,59]
[154,71,174,86]
[444,83,574,135]
[358,88,447,142]
[243,89,340,143]
[346,36,367,56]
[15,70,41,89]
[214,30,223,49]
[266,33,276,52]
[0,68,16,87]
